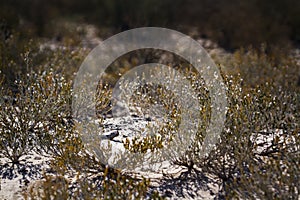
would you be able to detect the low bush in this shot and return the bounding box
[174,48,300,199]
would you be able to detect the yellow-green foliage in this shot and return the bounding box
[25,161,154,200]
[182,48,300,199]
[0,33,160,198]
[1,24,299,199]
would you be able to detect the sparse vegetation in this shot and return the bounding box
[0,2,299,199]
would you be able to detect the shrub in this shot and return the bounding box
[0,68,72,163]
[173,48,299,199]
[24,166,158,200]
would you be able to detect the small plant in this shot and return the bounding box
[25,166,156,200]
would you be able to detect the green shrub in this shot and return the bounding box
[173,48,299,199]
[24,167,158,200]
[0,68,72,163]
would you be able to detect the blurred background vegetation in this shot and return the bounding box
[1,0,300,50]
[1,0,300,89]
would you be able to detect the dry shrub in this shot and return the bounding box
[174,47,299,199]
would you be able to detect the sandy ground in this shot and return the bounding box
[0,152,51,200]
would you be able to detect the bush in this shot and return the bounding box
[0,68,72,163]
[24,152,157,200]
[173,48,300,199]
